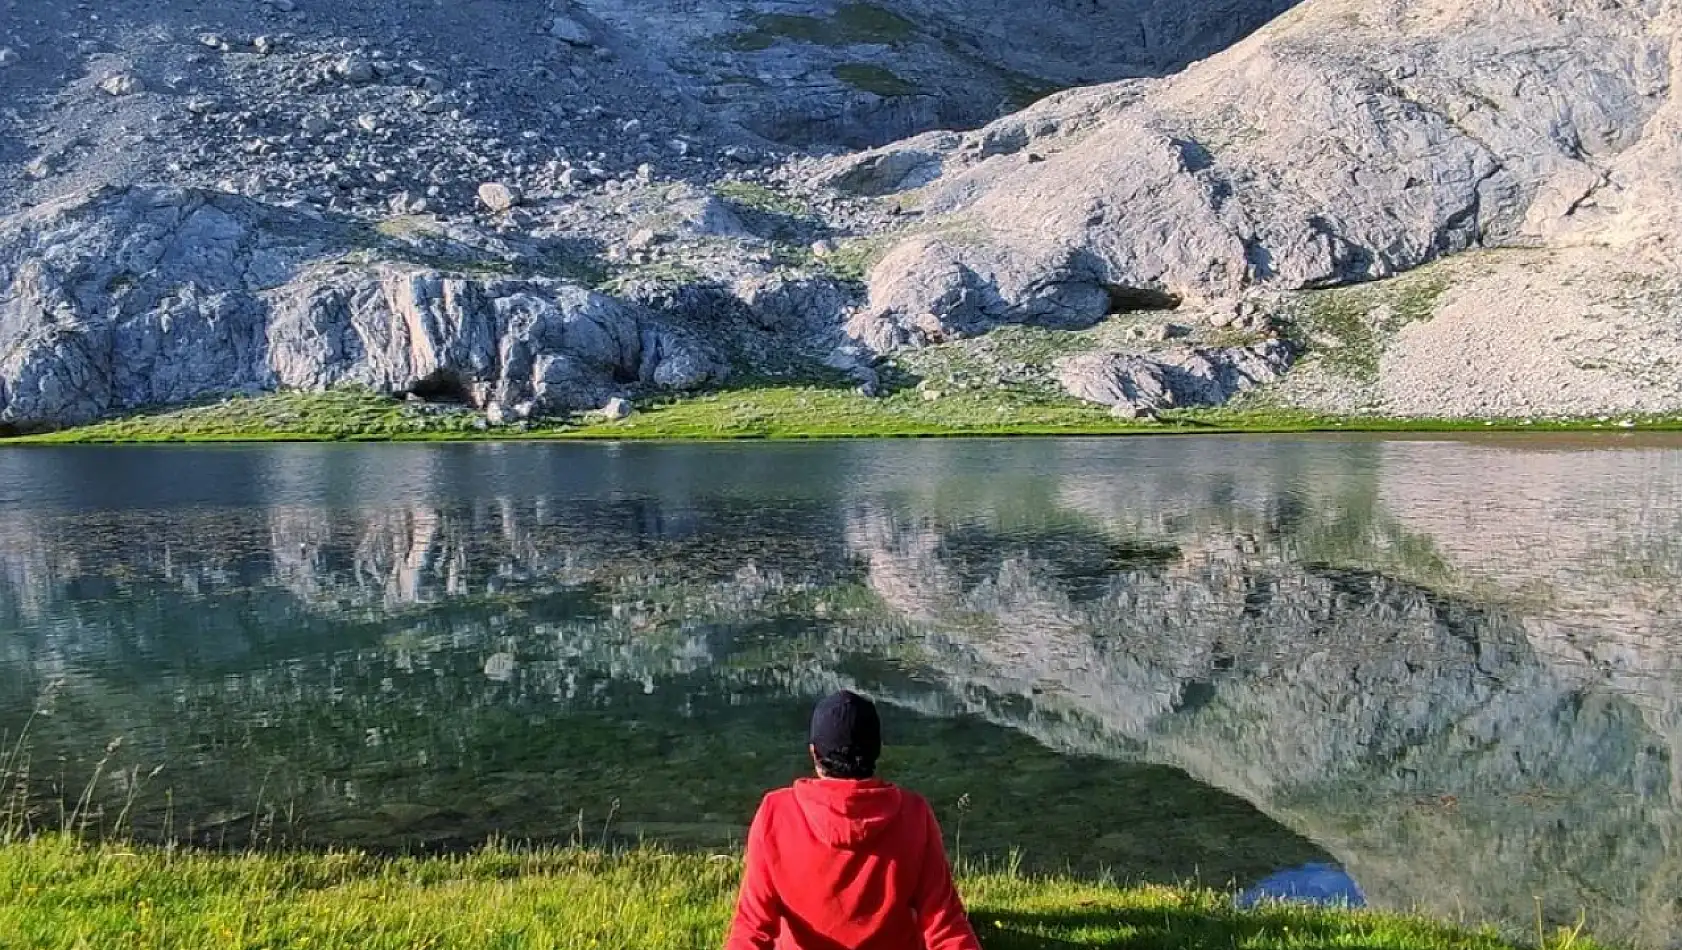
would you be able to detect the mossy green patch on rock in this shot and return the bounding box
[723,3,917,51]
[1280,260,1456,382]
[833,63,921,98]
[713,181,811,219]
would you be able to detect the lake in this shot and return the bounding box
[1,437,1680,946]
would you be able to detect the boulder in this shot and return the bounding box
[477,182,520,213]
[0,187,724,429]
[1056,341,1294,415]
[854,1,1681,348]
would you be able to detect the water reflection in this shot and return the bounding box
[0,437,1680,946]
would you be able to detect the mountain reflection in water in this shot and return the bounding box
[0,437,1679,947]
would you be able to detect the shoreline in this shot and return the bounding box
[0,836,1606,949]
[4,387,1682,446]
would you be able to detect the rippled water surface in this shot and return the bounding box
[2,437,1681,945]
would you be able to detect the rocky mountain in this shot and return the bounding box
[2,0,1680,429]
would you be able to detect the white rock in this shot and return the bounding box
[483,652,516,682]
[600,397,633,421]
[0,48,21,68]
[627,228,661,250]
[811,239,839,257]
[99,73,144,97]
[477,181,520,212]
[356,113,379,132]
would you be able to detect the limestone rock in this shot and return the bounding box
[734,274,851,332]
[855,1,1682,348]
[0,187,724,429]
[334,56,375,84]
[599,396,633,420]
[98,73,144,97]
[477,182,519,213]
[1056,341,1294,414]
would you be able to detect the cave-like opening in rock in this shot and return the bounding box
[1107,285,1183,312]
[408,370,473,405]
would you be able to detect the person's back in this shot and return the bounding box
[726,691,982,950]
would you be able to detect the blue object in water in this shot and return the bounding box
[1237,863,1365,908]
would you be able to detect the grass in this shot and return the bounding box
[1282,264,1454,382]
[0,836,1606,950]
[723,2,916,51]
[833,63,921,97]
[712,181,812,219]
[4,389,500,443]
[9,386,1682,444]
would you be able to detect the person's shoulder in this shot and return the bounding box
[758,785,797,811]
[893,786,936,818]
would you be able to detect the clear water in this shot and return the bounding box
[1,437,1680,946]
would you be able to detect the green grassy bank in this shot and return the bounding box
[6,387,1682,444]
[0,837,1601,950]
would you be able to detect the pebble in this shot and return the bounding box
[477,181,520,212]
[254,36,278,55]
[300,114,330,135]
[0,48,20,67]
[357,113,380,132]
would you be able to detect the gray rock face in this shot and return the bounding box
[852,0,1682,345]
[584,0,1298,148]
[1057,341,1295,415]
[0,187,724,429]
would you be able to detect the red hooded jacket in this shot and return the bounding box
[725,778,982,950]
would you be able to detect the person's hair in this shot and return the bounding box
[815,750,876,780]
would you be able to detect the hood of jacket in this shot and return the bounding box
[791,778,906,849]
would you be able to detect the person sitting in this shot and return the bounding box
[726,690,983,950]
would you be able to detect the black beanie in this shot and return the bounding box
[810,690,882,765]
